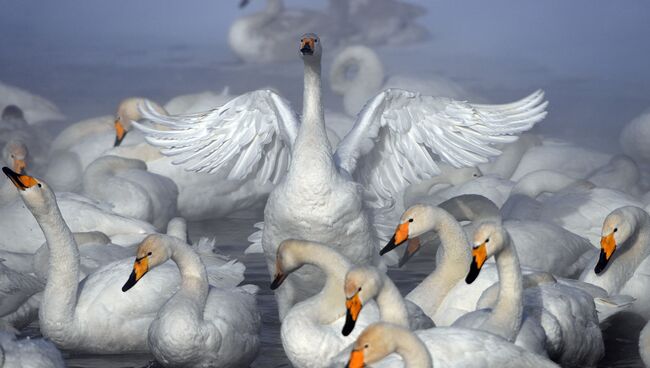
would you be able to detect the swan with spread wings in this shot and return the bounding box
[134,33,547,319]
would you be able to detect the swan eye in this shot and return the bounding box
[37,183,42,188]
[11,154,15,158]
[364,344,369,349]
[358,287,362,292]
[485,238,489,243]
[314,39,318,43]
[613,228,618,233]
[473,173,479,177]
[147,252,152,256]
[408,218,413,223]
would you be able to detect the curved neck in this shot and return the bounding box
[294,243,351,324]
[391,328,433,368]
[165,237,209,318]
[330,46,384,115]
[31,191,79,330]
[287,59,335,185]
[407,207,471,315]
[483,235,523,341]
[375,274,409,328]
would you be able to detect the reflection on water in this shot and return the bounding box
[24,217,644,367]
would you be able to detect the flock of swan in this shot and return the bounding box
[1,30,650,368]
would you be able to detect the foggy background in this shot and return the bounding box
[1,0,649,150]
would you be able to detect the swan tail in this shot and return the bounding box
[595,294,635,324]
[245,222,264,254]
[206,259,246,289]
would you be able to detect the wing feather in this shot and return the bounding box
[335,89,547,207]
[133,90,299,183]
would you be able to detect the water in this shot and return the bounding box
[19,216,644,367]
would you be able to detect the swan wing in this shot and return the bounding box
[133,90,300,184]
[334,89,547,207]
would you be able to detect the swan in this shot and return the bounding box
[478,133,542,179]
[0,106,50,168]
[640,321,650,367]
[1,139,29,206]
[509,137,611,181]
[135,33,547,318]
[345,322,559,368]
[121,234,261,367]
[402,164,483,209]
[0,260,43,330]
[82,155,178,230]
[620,110,650,164]
[503,170,642,244]
[455,220,604,367]
[1,168,243,353]
[270,239,381,368]
[586,154,644,197]
[164,88,234,115]
[412,174,515,208]
[330,45,470,116]
[0,331,65,368]
[0,81,65,124]
[580,206,650,319]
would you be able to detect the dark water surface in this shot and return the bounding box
[20,217,644,367]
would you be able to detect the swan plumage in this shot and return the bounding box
[620,109,650,164]
[121,234,261,367]
[0,260,43,330]
[0,331,65,368]
[0,81,65,124]
[135,33,547,318]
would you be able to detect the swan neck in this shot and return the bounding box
[168,237,209,309]
[393,328,433,368]
[34,192,79,328]
[376,274,409,327]
[487,236,523,341]
[406,208,471,315]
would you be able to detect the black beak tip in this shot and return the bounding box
[379,236,399,256]
[122,270,138,292]
[465,261,481,284]
[341,311,356,336]
[2,166,13,177]
[594,248,610,275]
[300,46,313,56]
[270,275,284,290]
[114,135,124,147]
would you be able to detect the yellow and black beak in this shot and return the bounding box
[342,291,362,336]
[13,159,26,174]
[466,243,488,284]
[346,348,364,368]
[595,232,617,274]
[122,255,149,292]
[380,222,410,256]
[270,270,287,290]
[300,38,315,55]
[2,167,39,191]
[114,119,127,147]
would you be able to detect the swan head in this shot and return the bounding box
[595,206,642,274]
[1,105,25,122]
[346,323,398,368]
[114,97,166,147]
[270,239,305,290]
[342,266,382,336]
[122,234,172,292]
[2,167,53,212]
[466,220,507,284]
[2,139,28,174]
[299,33,322,61]
[380,204,436,262]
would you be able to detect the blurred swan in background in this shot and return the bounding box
[0,331,65,368]
[121,234,261,367]
[0,260,43,331]
[620,110,650,165]
[164,87,234,115]
[330,45,468,116]
[135,33,548,318]
[0,81,65,125]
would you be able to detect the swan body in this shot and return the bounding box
[2,169,240,353]
[0,260,43,330]
[135,34,547,319]
[122,234,260,367]
[330,45,468,116]
[347,322,559,368]
[586,154,644,197]
[402,164,483,208]
[479,133,542,179]
[580,206,650,319]
[0,81,65,124]
[82,155,178,230]
[0,331,65,368]
[620,110,650,164]
[272,240,381,368]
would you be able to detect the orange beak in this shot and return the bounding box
[2,167,39,190]
[300,38,315,55]
[379,222,409,256]
[114,119,127,147]
[595,232,617,274]
[342,291,362,336]
[466,243,487,284]
[122,255,149,292]
[346,349,364,368]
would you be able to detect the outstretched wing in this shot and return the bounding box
[335,89,547,207]
[133,90,300,184]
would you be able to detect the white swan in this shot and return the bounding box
[0,81,65,124]
[0,331,65,368]
[0,260,43,330]
[620,109,650,164]
[454,220,604,367]
[1,139,29,206]
[580,206,650,319]
[402,164,483,209]
[82,155,178,230]
[0,106,51,168]
[121,234,261,367]
[586,154,644,197]
[135,33,547,318]
[345,322,559,368]
[330,45,470,116]
[164,88,233,115]
[504,169,642,244]
[478,133,542,179]
[2,169,242,353]
[271,239,381,368]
